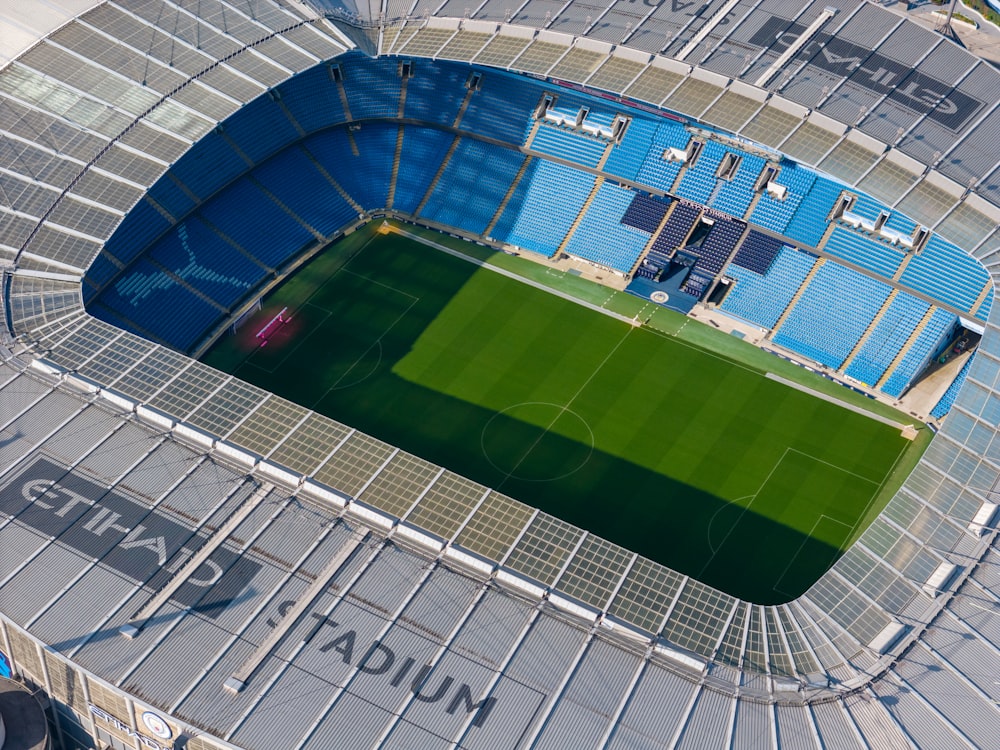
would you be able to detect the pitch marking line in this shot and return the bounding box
[698,448,789,577]
[785,447,881,485]
[240,302,332,375]
[312,296,420,407]
[495,328,633,492]
[771,514,852,597]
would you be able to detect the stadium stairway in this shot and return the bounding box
[387,125,405,209]
[386,77,409,209]
[299,145,365,215]
[839,289,900,375]
[413,136,462,216]
[875,305,937,392]
[249,177,326,242]
[484,155,534,238]
[557,177,605,256]
[630,202,677,277]
[452,84,476,128]
[770,257,824,337]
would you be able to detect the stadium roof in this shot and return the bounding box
[0,0,998,748]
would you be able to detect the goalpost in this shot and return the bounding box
[230,297,263,335]
[254,306,290,347]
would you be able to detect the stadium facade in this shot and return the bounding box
[0,1,998,748]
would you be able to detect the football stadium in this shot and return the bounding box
[0,0,998,747]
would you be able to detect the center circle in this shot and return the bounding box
[481,402,595,482]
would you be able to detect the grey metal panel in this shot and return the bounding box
[894,643,996,748]
[733,699,774,750]
[39,407,120,468]
[810,701,865,750]
[606,663,698,748]
[2,544,93,626]
[120,559,288,707]
[390,590,536,744]
[379,721,451,750]
[0,525,50,586]
[775,703,821,750]
[534,637,642,750]
[843,691,916,749]
[0,392,85,469]
[28,565,137,648]
[75,423,162,484]
[447,588,535,669]
[116,440,201,505]
[676,687,732,749]
[461,614,589,750]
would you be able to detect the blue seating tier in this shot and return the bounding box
[147,218,264,308]
[899,234,990,313]
[530,124,606,168]
[343,56,402,120]
[393,128,455,214]
[253,147,358,238]
[691,217,744,278]
[748,163,813,235]
[650,201,700,257]
[460,72,539,144]
[731,230,782,275]
[621,193,671,233]
[784,175,842,248]
[773,262,892,369]
[710,153,765,219]
[718,247,817,329]
[102,197,172,266]
[404,62,467,126]
[843,292,929,386]
[198,176,314,269]
[633,121,689,191]
[881,308,957,398]
[931,356,972,419]
[675,141,726,205]
[563,183,650,272]
[279,65,346,133]
[82,253,120,301]
[220,95,299,165]
[100,258,222,351]
[603,117,658,181]
[823,226,905,278]
[169,131,248,202]
[304,126,395,211]
[146,175,196,221]
[495,159,595,257]
[421,139,525,236]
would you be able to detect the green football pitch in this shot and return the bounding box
[203,227,923,603]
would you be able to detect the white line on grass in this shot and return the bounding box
[771,513,852,597]
[785,447,881,485]
[311,297,420,408]
[495,328,634,492]
[697,448,789,578]
[241,302,332,375]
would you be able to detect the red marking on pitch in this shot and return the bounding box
[232,305,300,353]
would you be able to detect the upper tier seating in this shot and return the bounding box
[773,263,893,369]
[420,139,526,236]
[563,183,651,272]
[843,292,929,387]
[495,159,596,257]
[719,247,817,329]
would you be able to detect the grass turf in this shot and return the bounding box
[204,228,920,603]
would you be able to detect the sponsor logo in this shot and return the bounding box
[89,705,170,750]
[1,458,260,620]
[141,711,173,740]
[748,17,983,131]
